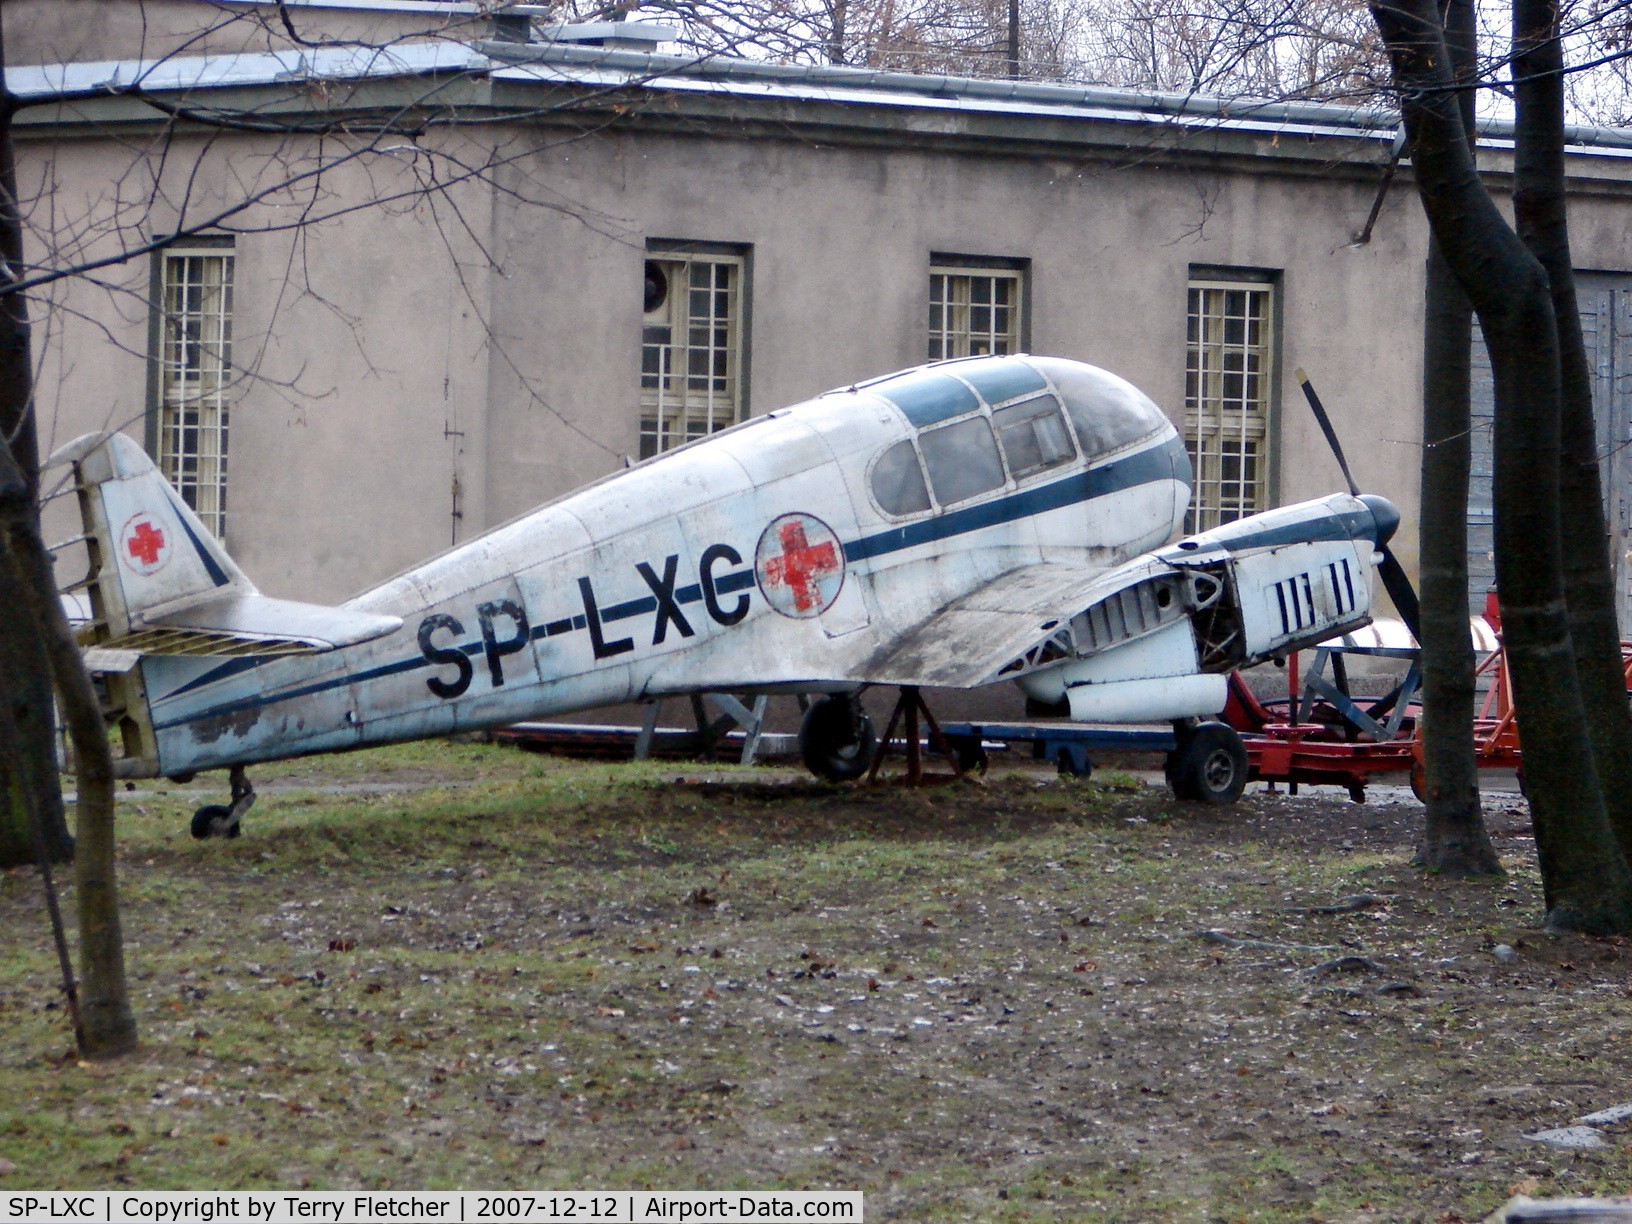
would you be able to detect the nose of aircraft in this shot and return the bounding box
[1359,493,1401,546]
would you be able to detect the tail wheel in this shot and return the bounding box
[1165,721,1249,804]
[799,696,877,782]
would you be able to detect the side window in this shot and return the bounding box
[929,260,1026,360]
[871,439,932,517]
[641,246,748,458]
[993,395,1074,481]
[1186,273,1276,530]
[920,417,1004,506]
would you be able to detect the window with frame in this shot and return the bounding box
[154,244,235,539]
[929,262,1025,361]
[1185,275,1276,532]
[640,248,746,458]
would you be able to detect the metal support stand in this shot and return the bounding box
[632,693,773,764]
[866,685,963,784]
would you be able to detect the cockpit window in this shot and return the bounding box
[993,394,1075,481]
[1031,357,1169,459]
[951,357,1049,405]
[871,372,981,427]
[920,416,1005,506]
[871,438,932,516]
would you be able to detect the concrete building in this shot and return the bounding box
[14,0,1632,630]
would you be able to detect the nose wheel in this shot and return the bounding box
[191,766,256,839]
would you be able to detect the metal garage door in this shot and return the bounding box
[1468,271,1632,628]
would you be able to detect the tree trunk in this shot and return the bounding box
[1370,0,1632,932]
[0,447,136,1058]
[828,0,847,64]
[1511,0,1632,856]
[0,22,72,869]
[1414,0,1500,875]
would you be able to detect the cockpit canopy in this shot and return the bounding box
[859,356,1172,518]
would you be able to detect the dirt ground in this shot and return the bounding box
[3,744,1631,1221]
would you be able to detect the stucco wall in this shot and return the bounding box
[482,124,1437,582]
[21,124,494,604]
[19,60,1632,616]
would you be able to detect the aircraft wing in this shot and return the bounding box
[858,561,1187,689]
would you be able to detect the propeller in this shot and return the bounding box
[1294,368,1421,640]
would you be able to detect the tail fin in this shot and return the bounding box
[50,432,399,657]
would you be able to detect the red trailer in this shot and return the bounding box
[1223,596,1518,801]
[1224,591,1632,801]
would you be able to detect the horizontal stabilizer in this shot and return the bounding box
[113,593,402,657]
[49,431,401,657]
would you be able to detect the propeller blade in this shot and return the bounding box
[1295,368,1360,498]
[1376,546,1421,642]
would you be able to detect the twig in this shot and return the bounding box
[1197,929,1339,953]
[1307,955,1390,975]
[1277,894,1387,914]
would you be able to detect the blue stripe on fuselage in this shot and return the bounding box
[150,434,1185,727]
[845,434,1184,563]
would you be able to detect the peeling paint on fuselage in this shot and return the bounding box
[137,360,1189,778]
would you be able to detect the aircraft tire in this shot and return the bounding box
[1409,762,1427,804]
[191,804,242,839]
[1165,722,1248,805]
[800,696,877,782]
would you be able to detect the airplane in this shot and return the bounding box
[53,353,1406,837]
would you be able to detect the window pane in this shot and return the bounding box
[1185,279,1273,532]
[156,248,233,540]
[928,267,1023,361]
[994,395,1074,480]
[920,417,1005,505]
[871,439,932,516]
[640,251,745,455]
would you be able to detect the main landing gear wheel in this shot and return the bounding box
[192,766,256,839]
[1165,721,1249,805]
[952,739,990,777]
[800,695,878,782]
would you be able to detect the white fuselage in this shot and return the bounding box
[139,364,1189,777]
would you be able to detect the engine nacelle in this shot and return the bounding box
[1015,494,1392,722]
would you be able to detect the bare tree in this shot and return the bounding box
[1414,0,1500,876]
[1371,0,1632,932]
[1078,0,1385,98]
[553,0,1096,78]
[0,0,687,1055]
[1510,0,1632,857]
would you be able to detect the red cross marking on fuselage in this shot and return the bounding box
[127,520,166,567]
[762,520,840,613]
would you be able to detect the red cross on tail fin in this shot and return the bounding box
[48,432,400,657]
